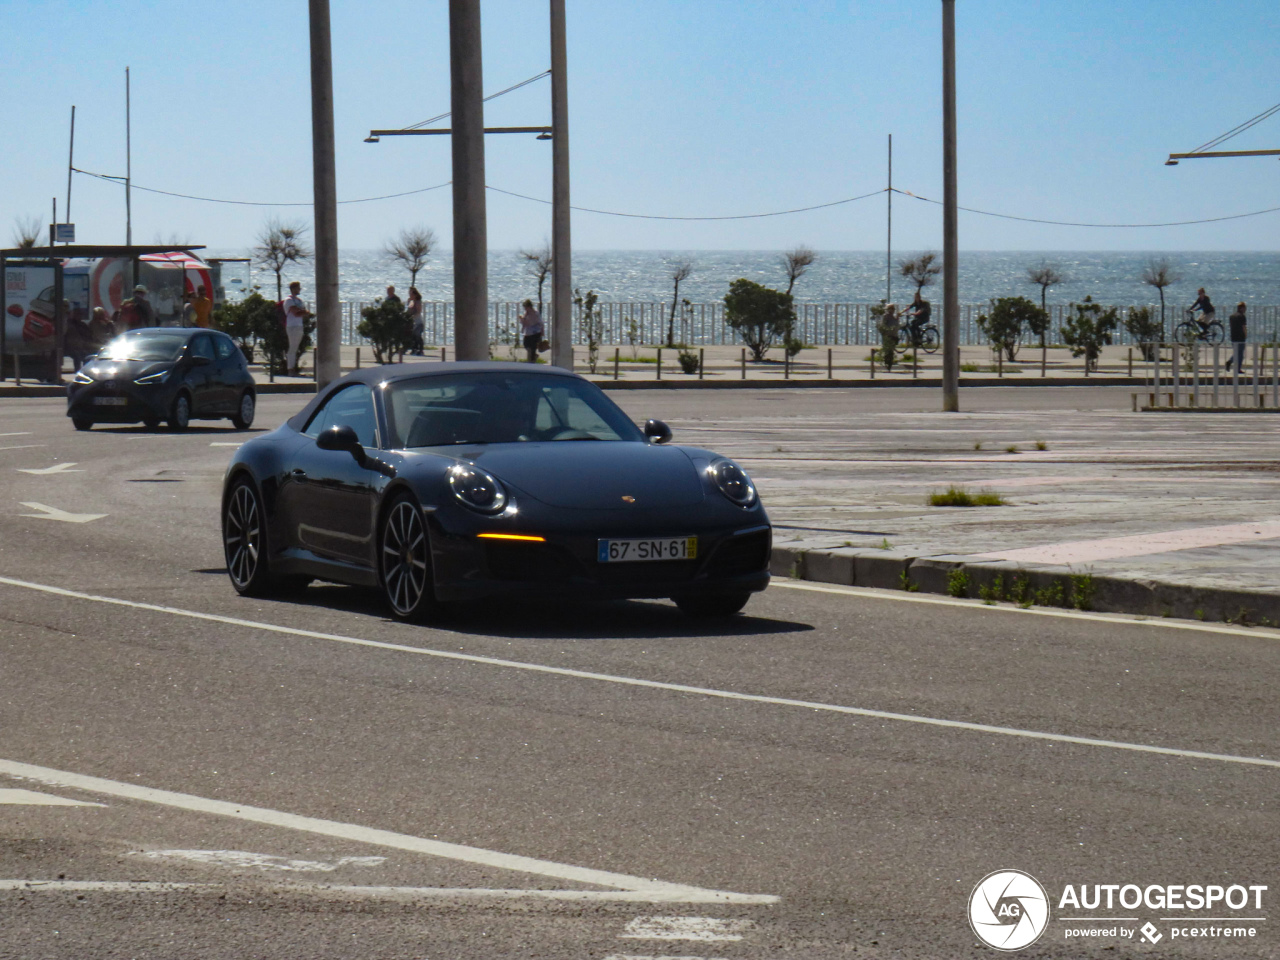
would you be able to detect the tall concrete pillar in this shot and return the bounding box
[941,0,959,411]
[450,0,489,361]
[549,0,572,370]
[309,0,342,387]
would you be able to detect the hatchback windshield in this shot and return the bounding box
[98,331,189,362]
[385,373,645,448]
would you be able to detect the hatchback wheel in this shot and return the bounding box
[168,392,191,431]
[72,417,93,431]
[231,391,255,430]
[381,494,436,622]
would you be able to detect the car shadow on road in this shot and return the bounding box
[274,582,811,641]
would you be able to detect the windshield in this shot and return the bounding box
[385,373,646,448]
[98,331,188,362]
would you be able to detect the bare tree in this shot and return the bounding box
[152,232,194,248]
[11,215,41,249]
[782,246,817,297]
[666,260,694,347]
[519,242,553,314]
[900,252,942,298]
[1141,258,1181,332]
[254,219,313,302]
[385,226,436,289]
[1026,261,1065,313]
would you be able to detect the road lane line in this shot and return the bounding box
[17,502,107,523]
[0,758,774,905]
[0,879,750,902]
[620,917,754,940]
[0,788,104,806]
[0,574,1277,771]
[16,462,81,475]
[772,580,1280,640]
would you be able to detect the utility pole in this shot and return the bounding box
[450,0,489,361]
[125,68,132,247]
[308,0,342,387]
[941,0,959,412]
[886,133,892,304]
[65,106,75,243]
[549,0,572,370]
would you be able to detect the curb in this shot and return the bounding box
[593,376,1151,391]
[0,382,319,399]
[771,544,1280,626]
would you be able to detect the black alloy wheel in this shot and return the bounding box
[72,417,93,431]
[381,494,435,622]
[231,390,255,430]
[224,479,267,595]
[169,392,191,431]
[674,592,751,618]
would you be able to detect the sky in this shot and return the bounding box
[1,0,1277,253]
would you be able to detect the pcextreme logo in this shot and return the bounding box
[969,870,1051,951]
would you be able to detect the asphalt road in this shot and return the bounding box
[1,389,1278,959]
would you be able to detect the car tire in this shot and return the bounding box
[674,592,751,618]
[72,416,93,431]
[380,493,438,623]
[168,392,191,431]
[223,477,309,597]
[142,415,161,430]
[231,391,255,430]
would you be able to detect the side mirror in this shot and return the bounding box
[644,419,672,444]
[317,423,365,463]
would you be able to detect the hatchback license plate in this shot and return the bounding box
[93,396,128,406]
[598,536,697,563]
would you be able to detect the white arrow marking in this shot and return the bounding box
[17,463,82,475]
[18,502,107,523]
[0,788,104,807]
[135,850,385,873]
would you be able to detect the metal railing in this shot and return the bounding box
[338,301,1280,350]
[1139,341,1280,409]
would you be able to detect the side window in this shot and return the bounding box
[303,384,378,448]
[190,335,215,361]
[213,335,236,361]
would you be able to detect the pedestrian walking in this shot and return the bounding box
[1227,302,1247,372]
[406,286,425,355]
[283,280,308,376]
[518,299,543,363]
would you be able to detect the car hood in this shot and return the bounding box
[83,359,175,381]
[468,441,706,509]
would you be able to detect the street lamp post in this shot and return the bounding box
[941,0,959,412]
[549,0,572,370]
[450,0,489,362]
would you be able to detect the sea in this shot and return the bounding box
[209,249,1280,308]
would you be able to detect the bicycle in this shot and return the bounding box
[898,316,940,355]
[1174,308,1224,344]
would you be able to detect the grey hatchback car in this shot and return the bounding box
[67,327,257,431]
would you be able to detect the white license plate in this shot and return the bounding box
[93,396,128,406]
[598,536,697,563]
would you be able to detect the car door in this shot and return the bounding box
[282,383,381,568]
[184,334,218,416]
[211,333,242,412]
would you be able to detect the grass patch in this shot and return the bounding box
[973,441,983,451]
[1005,445,1019,454]
[960,363,1022,373]
[947,568,970,598]
[1035,440,1048,451]
[929,486,1007,507]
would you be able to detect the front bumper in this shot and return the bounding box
[67,379,170,423]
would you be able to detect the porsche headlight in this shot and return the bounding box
[709,459,757,507]
[448,463,508,514]
[134,369,170,385]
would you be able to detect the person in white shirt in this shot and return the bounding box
[283,281,308,376]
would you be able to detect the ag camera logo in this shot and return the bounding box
[969,869,1050,951]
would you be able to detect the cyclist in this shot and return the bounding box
[1189,287,1216,334]
[901,292,932,347]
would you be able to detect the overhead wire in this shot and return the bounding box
[1190,101,1280,154]
[72,167,452,206]
[401,70,550,131]
[486,185,889,220]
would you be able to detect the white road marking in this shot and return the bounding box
[134,850,385,872]
[16,462,81,475]
[0,444,46,452]
[0,574,1275,771]
[0,759,774,905]
[0,788,104,807]
[620,917,754,941]
[603,956,710,960]
[773,579,1280,640]
[0,432,32,437]
[17,502,106,523]
[210,442,242,447]
[0,879,745,902]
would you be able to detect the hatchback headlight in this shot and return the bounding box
[134,369,170,385]
[73,371,94,384]
[448,463,508,514]
[708,459,757,507]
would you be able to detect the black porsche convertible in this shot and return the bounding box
[221,362,770,620]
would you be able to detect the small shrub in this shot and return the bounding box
[973,441,983,451]
[947,568,970,598]
[879,538,893,550]
[1070,573,1095,611]
[1035,580,1066,608]
[1009,575,1032,608]
[930,486,1007,507]
[900,570,919,592]
[978,574,1005,605]
[1193,608,1206,621]
[1035,440,1047,451]
[1005,445,1019,454]
[676,345,700,374]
